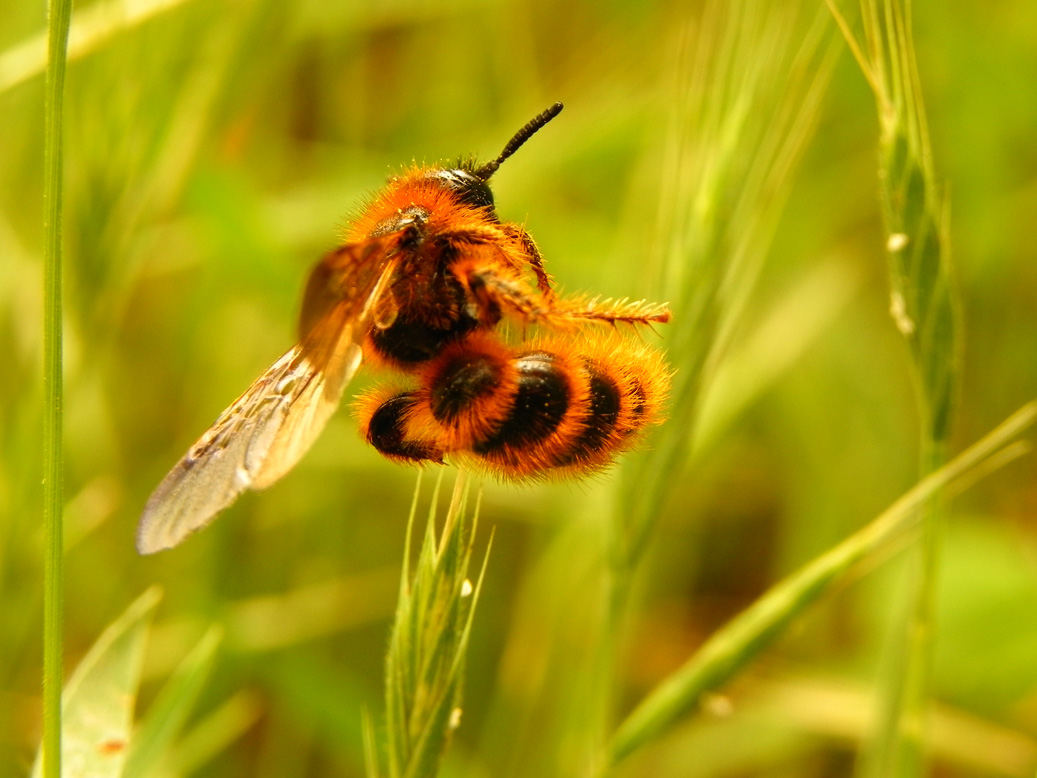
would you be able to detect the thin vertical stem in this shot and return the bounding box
[828,0,958,772]
[42,1,73,777]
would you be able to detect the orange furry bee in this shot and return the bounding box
[137,103,671,554]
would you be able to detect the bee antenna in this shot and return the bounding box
[475,102,563,180]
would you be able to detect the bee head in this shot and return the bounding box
[423,168,496,211]
[421,102,564,213]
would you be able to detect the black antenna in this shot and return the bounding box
[475,102,563,180]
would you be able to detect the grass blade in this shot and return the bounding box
[124,625,223,778]
[0,0,200,94]
[172,692,263,776]
[362,708,382,778]
[620,0,839,576]
[597,4,839,770]
[609,402,1036,764]
[41,0,73,775]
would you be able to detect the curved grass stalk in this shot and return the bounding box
[609,402,1035,764]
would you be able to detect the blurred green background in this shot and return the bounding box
[3,0,1037,776]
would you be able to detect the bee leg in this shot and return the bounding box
[534,295,672,327]
[463,265,549,324]
[464,264,671,329]
[501,224,556,300]
[356,389,446,464]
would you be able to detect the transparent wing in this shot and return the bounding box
[136,342,358,554]
[137,240,400,554]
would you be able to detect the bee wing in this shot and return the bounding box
[137,239,400,555]
[254,239,401,489]
[135,343,355,554]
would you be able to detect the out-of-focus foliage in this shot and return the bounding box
[3,0,1037,776]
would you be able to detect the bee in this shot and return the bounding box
[137,103,671,555]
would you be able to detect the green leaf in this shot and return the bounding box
[32,588,162,778]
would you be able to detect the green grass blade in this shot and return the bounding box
[172,692,263,776]
[620,0,839,573]
[594,6,839,770]
[608,402,1036,764]
[362,708,382,778]
[0,0,201,94]
[692,256,864,457]
[41,0,73,775]
[124,625,222,778]
[32,588,162,778]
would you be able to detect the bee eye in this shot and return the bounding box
[424,169,496,211]
[453,176,494,210]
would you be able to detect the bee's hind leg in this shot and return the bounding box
[462,262,671,330]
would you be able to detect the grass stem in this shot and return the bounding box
[41,0,73,776]
[608,402,1034,764]
[828,1,959,772]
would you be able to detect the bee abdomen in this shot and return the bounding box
[471,353,573,457]
[430,350,506,423]
[552,361,623,466]
[354,336,669,479]
[360,390,445,464]
[460,342,666,478]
